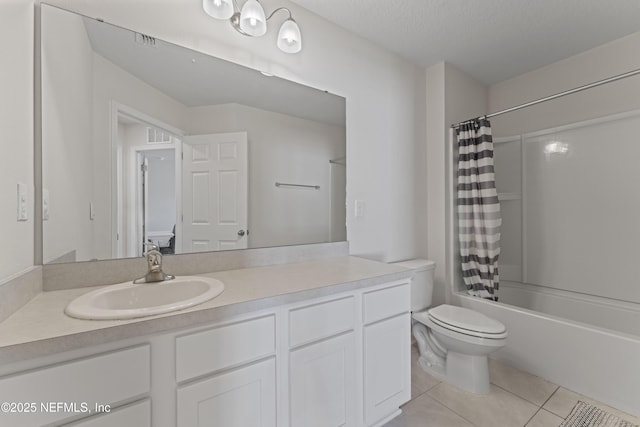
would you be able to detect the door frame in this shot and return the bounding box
[110,101,185,258]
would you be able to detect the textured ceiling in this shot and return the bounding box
[289,0,640,84]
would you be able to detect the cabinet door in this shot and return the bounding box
[177,358,276,427]
[289,332,356,427]
[363,313,411,426]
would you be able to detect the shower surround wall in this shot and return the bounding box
[493,111,640,336]
[487,30,640,335]
[447,31,640,417]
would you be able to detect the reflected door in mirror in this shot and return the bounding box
[182,132,248,252]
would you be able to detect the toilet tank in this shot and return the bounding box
[391,259,436,312]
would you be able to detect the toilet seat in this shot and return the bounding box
[412,304,507,394]
[426,305,507,339]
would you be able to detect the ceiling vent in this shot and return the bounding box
[134,32,156,47]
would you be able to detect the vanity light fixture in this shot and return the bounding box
[203,0,302,53]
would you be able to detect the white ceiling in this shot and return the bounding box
[289,0,640,85]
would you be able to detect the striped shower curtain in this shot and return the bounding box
[456,118,501,301]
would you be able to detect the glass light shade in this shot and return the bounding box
[239,0,267,37]
[277,19,302,53]
[202,0,234,20]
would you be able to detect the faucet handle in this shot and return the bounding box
[134,242,174,283]
[144,242,160,254]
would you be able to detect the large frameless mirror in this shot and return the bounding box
[40,3,346,264]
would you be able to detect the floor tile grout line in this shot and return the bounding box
[427,382,544,427]
[523,407,543,427]
[541,387,573,420]
[488,383,547,426]
[425,388,482,427]
[522,387,565,426]
[491,382,554,410]
[539,386,561,414]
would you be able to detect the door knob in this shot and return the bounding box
[237,229,246,237]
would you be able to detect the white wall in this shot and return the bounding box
[425,62,487,305]
[46,0,424,263]
[0,1,34,280]
[41,5,94,263]
[189,103,345,248]
[489,32,640,137]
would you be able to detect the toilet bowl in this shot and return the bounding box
[391,259,507,395]
[412,305,506,394]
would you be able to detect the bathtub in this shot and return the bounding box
[446,127,640,417]
[452,291,640,417]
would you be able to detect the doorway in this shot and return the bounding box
[112,103,183,258]
[137,148,177,256]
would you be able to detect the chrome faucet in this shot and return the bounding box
[134,243,175,284]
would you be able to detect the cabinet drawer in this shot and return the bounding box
[176,315,275,382]
[289,296,355,348]
[363,283,410,324]
[0,345,150,427]
[63,400,150,427]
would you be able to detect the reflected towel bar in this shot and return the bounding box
[275,182,320,190]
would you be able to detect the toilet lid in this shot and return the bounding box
[428,305,506,336]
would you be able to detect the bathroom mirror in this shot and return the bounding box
[41,4,346,264]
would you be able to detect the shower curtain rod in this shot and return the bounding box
[451,67,640,129]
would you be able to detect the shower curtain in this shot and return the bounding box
[456,118,501,301]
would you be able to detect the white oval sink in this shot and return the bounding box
[65,276,224,320]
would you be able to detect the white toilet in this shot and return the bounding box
[392,259,507,395]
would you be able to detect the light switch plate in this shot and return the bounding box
[17,183,28,221]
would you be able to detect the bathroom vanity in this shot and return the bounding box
[0,256,413,427]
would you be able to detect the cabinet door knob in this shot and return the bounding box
[237,229,246,237]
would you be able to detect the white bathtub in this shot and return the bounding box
[499,280,640,337]
[453,292,640,417]
[446,127,640,417]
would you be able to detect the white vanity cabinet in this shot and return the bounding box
[362,283,412,426]
[175,314,277,427]
[0,345,150,427]
[0,278,412,427]
[287,296,358,427]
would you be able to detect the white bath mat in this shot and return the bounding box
[560,401,638,427]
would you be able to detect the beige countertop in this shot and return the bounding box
[0,256,412,364]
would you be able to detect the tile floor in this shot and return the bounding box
[384,344,640,427]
